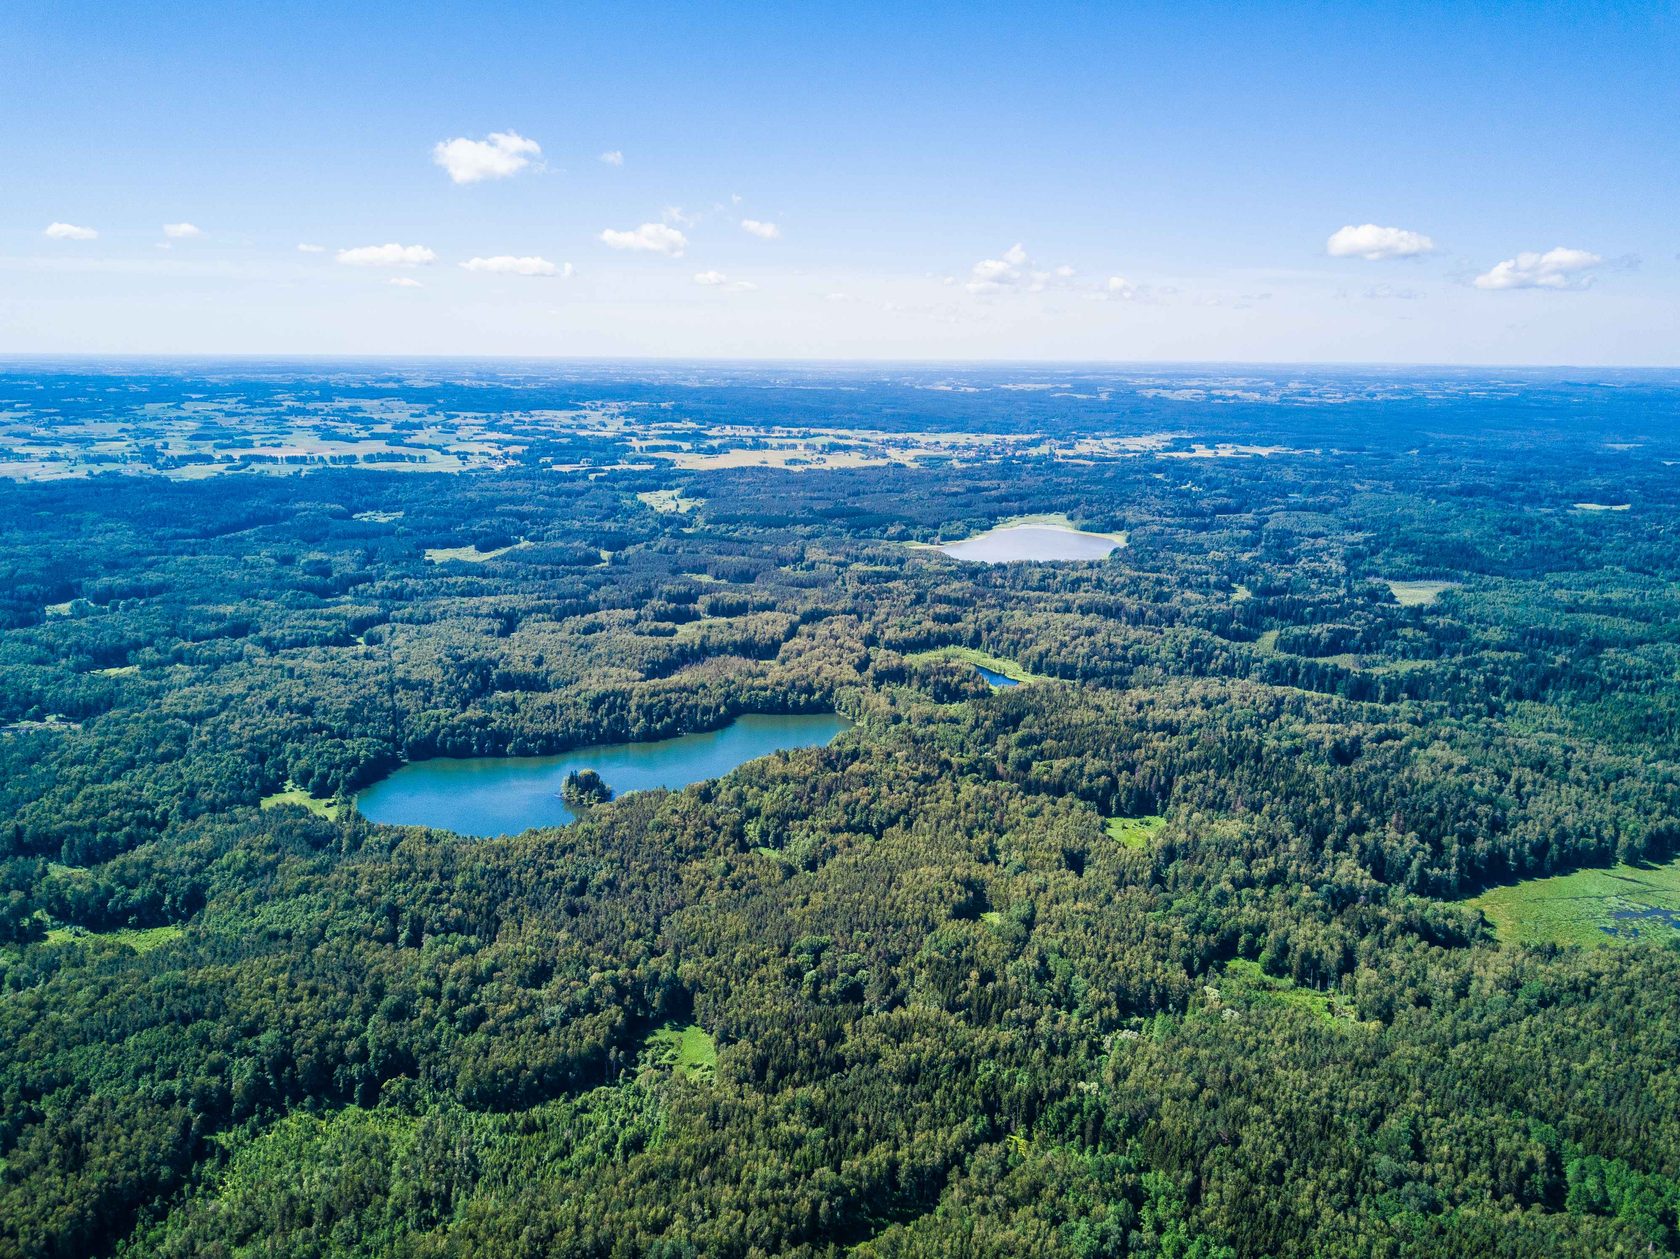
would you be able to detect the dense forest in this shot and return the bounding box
[3,367,1680,1257]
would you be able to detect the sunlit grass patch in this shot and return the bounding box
[260,782,341,819]
[1103,815,1165,849]
[642,1022,718,1081]
[1385,579,1459,606]
[1468,857,1680,948]
[637,489,702,514]
[45,924,183,953]
[904,645,1049,685]
[1217,959,1363,1025]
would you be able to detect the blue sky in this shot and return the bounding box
[4,1,1676,362]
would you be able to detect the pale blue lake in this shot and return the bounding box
[937,524,1122,563]
[357,712,852,837]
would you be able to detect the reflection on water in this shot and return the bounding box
[1601,905,1680,938]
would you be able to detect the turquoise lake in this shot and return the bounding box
[937,524,1121,563]
[357,712,852,838]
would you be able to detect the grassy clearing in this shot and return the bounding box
[1217,959,1363,1025]
[904,645,1049,685]
[642,1022,718,1081]
[1104,815,1165,849]
[1317,652,1364,670]
[44,924,183,953]
[91,664,139,676]
[1,715,78,735]
[636,489,702,514]
[1573,502,1631,512]
[1468,856,1680,948]
[260,782,341,820]
[1254,629,1280,653]
[1385,579,1459,607]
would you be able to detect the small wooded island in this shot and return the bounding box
[560,768,613,807]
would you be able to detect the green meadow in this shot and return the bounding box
[904,645,1049,685]
[1385,579,1460,607]
[45,924,183,953]
[1216,959,1363,1026]
[259,783,341,820]
[642,1022,718,1082]
[1469,857,1680,948]
[1103,814,1165,849]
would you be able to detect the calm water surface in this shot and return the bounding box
[358,712,851,837]
[938,524,1120,563]
[974,666,1020,688]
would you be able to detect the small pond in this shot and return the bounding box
[974,665,1020,688]
[357,712,852,838]
[937,523,1122,563]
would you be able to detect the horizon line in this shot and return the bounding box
[1,352,1678,374]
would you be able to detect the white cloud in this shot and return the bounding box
[460,255,569,277]
[599,150,623,166]
[1105,276,1137,299]
[663,206,695,227]
[1326,224,1436,260]
[694,270,755,291]
[967,243,1028,292]
[45,222,97,241]
[599,222,686,256]
[432,130,541,184]
[965,243,1077,294]
[388,277,423,288]
[741,219,780,240]
[162,222,202,239]
[1472,246,1604,291]
[336,243,437,267]
[296,243,326,253]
